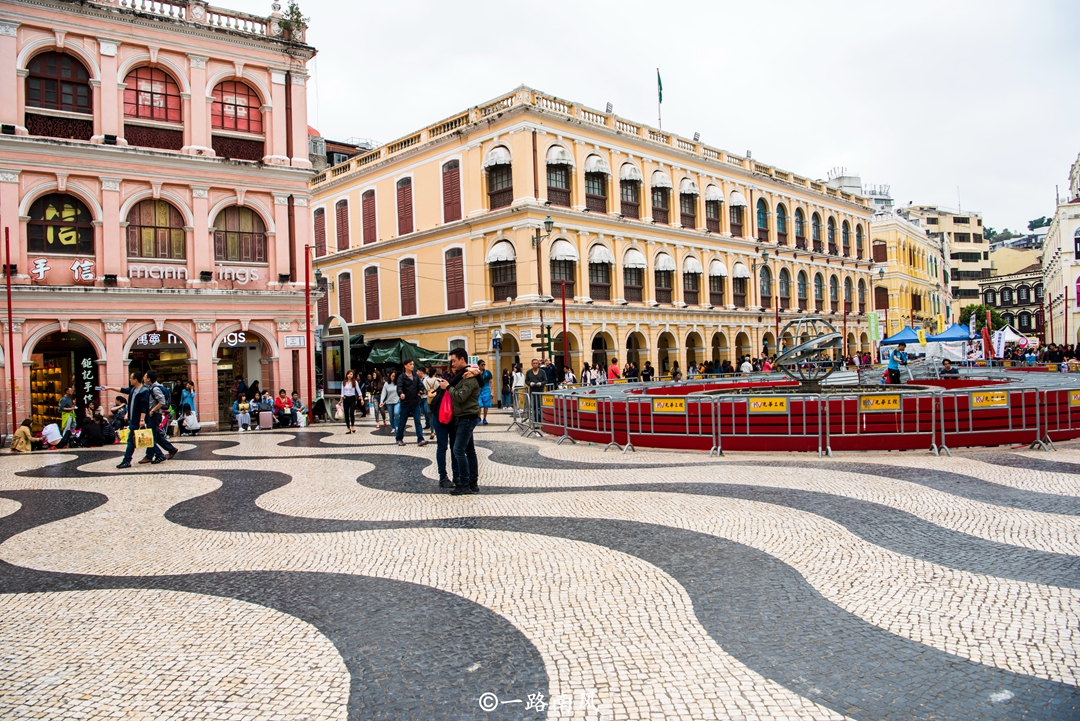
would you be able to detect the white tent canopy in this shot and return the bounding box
[486,240,516,263]
[655,252,676,271]
[729,189,748,207]
[679,178,699,195]
[482,145,511,168]
[732,262,751,278]
[546,145,574,166]
[683,255,703,274]
[704,185,724,202]
[619,163,643,182]
[709,259,728,277]
[548,239,579,262]
[623,248,647,268]
[584,154,611,174]
[651,170,673,188]
[588,244,615,264]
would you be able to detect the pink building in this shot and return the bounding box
[0,0,316,432]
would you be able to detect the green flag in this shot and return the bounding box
[656,69,662,103]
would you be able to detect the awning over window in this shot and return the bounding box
[651,170,673,188]
[704,184,724,202]
[584,154,611,174]
[619,164,643,182]
[548,239,579,262]
[587,244,615,264]
[486,240,516,263]
[682,255,703,274]
[709,259,728,277]
[546,145,574,166]
[732,261,751,278]
[679,178,699,195]
[729,189,749,207]
[483,145,511,168]
[623,248,647,268]
[655,252,676,272]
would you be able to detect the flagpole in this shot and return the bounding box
[656,68,662,129]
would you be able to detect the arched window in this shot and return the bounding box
[794,208,806,246]
[759,266,772,308]
[756,198,769,241]
[363,266,380,320]
[1018,312,1032,331]
[588,245,615,301]
[446,248,466,310]
[362,190,376,244]
[335,199,349,251]
[584,155,610,213]
[855,225,864,259]
[25,51,93,140]
[811,213,822,250]
[620,165,642,219]
[1035,283,1044,301]
[1002,312,1014,327]
[624,249,646,302]
[26,52,91,113]
[858,279,867,313]
[213,206,266,263]
[797,271,808,310]
[211,80,263,133]
[841,221,851,256]
[399,259,417,316]
[651,171,672,225]
[778,268,791,309]
[827,217,837,254]
[829,275,839,311]
[843,277,853,312]
[396,178,413,235]
[485,146,513,210]
[442,160,462,222]
[126,199,185,260]
[27,194,94,255]
[984,289,996,306]
[872,239,887,263]
[546,145,573,207]
[1000,287,1013,305]
[1017,285,1030,303]
[338,272,353,323]
[124,67,181,123]
[679,179,698,228]
[776,204,788,244]
[813,273,824,310]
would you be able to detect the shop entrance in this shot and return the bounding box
[30,330,98,432]
[216,330,269,427]
[128,330,191,397]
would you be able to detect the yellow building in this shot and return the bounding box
[869,212,951,335]
[310,86,876,385]
[897,204,987,317]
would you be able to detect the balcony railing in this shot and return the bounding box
[681,213,696,228]
[733,293,746,308]
[831,301,839,312]
[795,237,807,251]
[653,207,669,224]
[590,283,611,301]
[547,187,571,207]
[586,194,607,213]
[760,295,771,309]
[828,243,838,255]
[684,290,699,305]
[492,282,517,302]
[621,200,639,218]
[844,301,852,313]
[777,231,787,245]
[710,292,724,306]
[706,217,720,233]
[757,228,769,242]
[730,222,743,237]
[489,188,513,209]
[859,302,866,313]
[656,287,672,304]
[798,297,808,310]
[625,285,643,302]
[813,240,824,253]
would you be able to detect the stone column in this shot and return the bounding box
[0,170,22,276]
[103,320,127,389]
[0,20,20,130]
[185,54,211,155]
[190,185,210,286]
[288,72,312,169]
[271,193,290,285]
[193,320,216,426]
[96,38,121,141]
[266,68,288,165]
[99,177,121,277]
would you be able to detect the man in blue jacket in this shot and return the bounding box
[114,372,150,469]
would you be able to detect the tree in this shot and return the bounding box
[1027,216,1051,231]
[959,304,1006,332]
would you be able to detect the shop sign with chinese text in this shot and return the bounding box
[748,397,788,414]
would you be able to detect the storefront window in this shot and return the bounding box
[29,331,97,432]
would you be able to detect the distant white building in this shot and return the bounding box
[1040,151,1080,346]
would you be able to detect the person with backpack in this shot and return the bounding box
[443,348,481,495]
[142,370,178,464]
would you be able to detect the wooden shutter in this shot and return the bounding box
[874,286,889,310]
[872,241,887,263]
[362,190,376,244]
[445,249,464,310]
[396,179,413,235]
[364,267,380,320]
[338,272,352,323]
[314,209,326,257]
[335,200,349,251]
[400,259,417,315]
[317,279,329,325]
[443,161,461,222]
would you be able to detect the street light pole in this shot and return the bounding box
[304,244,315,424]
[5,227,16,433]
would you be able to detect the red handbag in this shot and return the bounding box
[438,390,453,424]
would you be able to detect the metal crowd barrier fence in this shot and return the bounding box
[821,387,942,457]
[936,385,1044,453]
[1038,386,1080,449]
[711,392,824,456]
[621,394,717,454]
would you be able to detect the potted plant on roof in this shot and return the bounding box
[274,1,308,42]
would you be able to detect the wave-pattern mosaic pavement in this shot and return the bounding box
[1,420,1078,720]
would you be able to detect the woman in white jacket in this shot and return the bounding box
[379,369,400,434]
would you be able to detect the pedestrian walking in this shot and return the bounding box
[380,369,400,433]
[500,368,512,409]
[341,369,360,434]
[423,367,440,439]
[442,348,480,495]
[142,370,178,464]
[524,358,546,422]
[430,367,455,487]
[887,343,908,385]
[395,359,427,446]
[111,372,150,469]
[476,360,493,425]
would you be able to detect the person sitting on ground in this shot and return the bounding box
[178,403,201,435]
[77,413,107,448]
[940,359,960,377]
[10,419,42,452]
[233,393,252,431]
[273,388,295,427]
[109,395,128,430]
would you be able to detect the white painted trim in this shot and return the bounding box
[116,55,192,95]
[211,322,279,358]
[17,39,101,79]
[119,189,194,227]
[204,70,272,108]
[20,180,103,220]
[207,196,276,234]
[22,321,107,363]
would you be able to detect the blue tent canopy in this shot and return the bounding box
[926,323,970,343]
[880,327,921,346]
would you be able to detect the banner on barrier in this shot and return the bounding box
[652,398,686,414]
[1046,364,1059,372]
[748,397,788,414]
[613,378,629,384]
[577,397,597,412]
[859,394,900,412]
[970,390,1008,409]
[541,394,555,408]
[1070,390,1080,407]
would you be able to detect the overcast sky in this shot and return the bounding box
[237,0,1079,232]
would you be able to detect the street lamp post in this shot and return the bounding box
[750,248,773,355]
[303,245,319,424]
[532,215,555,361]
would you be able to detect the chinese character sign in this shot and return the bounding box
[77,355,97,409]
[70,259,94,282]
[30,258,51,281]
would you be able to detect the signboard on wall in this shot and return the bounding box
[284,335,306,348]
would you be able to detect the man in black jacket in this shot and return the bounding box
[395,359,427,446]
[113,372,150,469]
